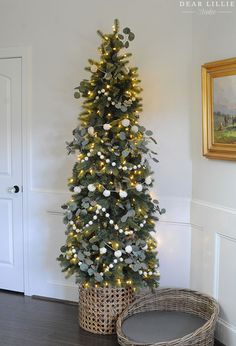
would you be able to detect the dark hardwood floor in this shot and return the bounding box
[0,290,223,346]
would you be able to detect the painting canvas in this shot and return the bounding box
[213,75,236,144]
[202,57,236,161]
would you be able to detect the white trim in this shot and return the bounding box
[218,317,236,334]
[214,233,221,300]
[0,47,32,295]
[192,198,236,215]
[214,233,236,300]
[30,187,69,194]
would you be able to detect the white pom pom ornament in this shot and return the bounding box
[121,119,130,127]
[90,64,98,73]
[88,184,96,192]
[145,176,152,185]
[136,184,143,192]
[114,250,122,258]
[103,190,111,197]
[103,123,111,131]
[119,190,128,198]
[100,247,107,255]
[125,245,133,254]
[73,186,81,193]
[88,126,94,136]
[131,125,138,133]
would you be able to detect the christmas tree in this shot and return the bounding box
[58,19,165,290]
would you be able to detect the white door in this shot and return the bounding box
[0,58,24,292]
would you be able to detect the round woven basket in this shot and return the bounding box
[116,288,219,346]
[79,286,134,334]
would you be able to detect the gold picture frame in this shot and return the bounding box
[202,57,236,161]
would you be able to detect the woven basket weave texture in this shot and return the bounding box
[116,288,219,346]
[79,286,134,334]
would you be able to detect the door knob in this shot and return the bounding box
[8,185,20,194]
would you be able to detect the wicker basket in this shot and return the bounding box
[116,288,219,346]
[79,286,134,334]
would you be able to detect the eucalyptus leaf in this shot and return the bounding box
[132,263,141,271]
[123,27,131,34]
[85,258,93,265]
[145,130,153,136]
[83,202,90,209]
[69,203,77,211]
[80,263,88,271]
[66,211,72,220]
[60,246,67,253]
[89,236,98,243]
[125,258,133,264]
[94,273,103,282]
[80,128,86,136]
[150,137,157,144]
[76,209,81,216]
[77,251,85,260]
[119,132,126,140]
[88,268,94,276]
[122,149,129,158]
[121,215,128,223]
[152,157,159,163]
[74,91,80,99]
[128,32,135,41]
[82,139,89,147]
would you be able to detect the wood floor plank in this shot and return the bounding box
[0,291,222,346]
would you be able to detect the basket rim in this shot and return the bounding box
[116,288,220,346]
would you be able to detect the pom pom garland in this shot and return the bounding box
[88,184,96,192]
[121,118,130,127]
[103,189,111,197]
[88,126,95,135]
[136,183,143,192]
[125,245,132,253]
[114,250,122,258]
[100,247,107,254]
[90,64,98,73]
[119,190,128,198]
[103,123,111,130]
[73,186,81,193]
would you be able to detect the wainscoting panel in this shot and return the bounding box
[191,199,236,345]
[28,189,78,301]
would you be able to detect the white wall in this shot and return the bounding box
[191,12,236,345]
[0,0,192,301]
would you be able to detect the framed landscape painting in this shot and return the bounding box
[202,57,236,161]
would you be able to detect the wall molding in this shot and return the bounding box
[192,198,236,215]
[214,232,236,299]
[30,188,69,195]
[190,223,204,232]
[218,318,236,335]
[47,210,64,216]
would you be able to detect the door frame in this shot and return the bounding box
[0,47,31,295]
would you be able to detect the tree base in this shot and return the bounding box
[79,286,134,334]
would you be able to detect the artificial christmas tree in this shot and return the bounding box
[58,19,165,334]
